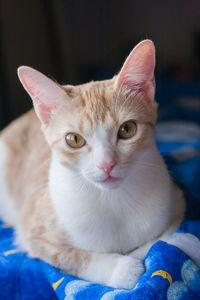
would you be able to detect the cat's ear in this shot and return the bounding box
[17,66,67,124]
[116,40,155,101]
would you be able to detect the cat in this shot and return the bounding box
[0,40,186,289]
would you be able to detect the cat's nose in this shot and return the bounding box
[98,161,116,175]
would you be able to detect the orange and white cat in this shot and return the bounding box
[0,40,186,289]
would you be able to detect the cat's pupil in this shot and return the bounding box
[124,124,129,132]
[74,135,78,143]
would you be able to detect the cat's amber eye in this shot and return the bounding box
[118,120,137,139]
[65,133,86,148]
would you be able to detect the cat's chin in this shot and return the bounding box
[93,176,123,190]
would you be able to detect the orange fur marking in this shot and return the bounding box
[84,112,93,127]
[88,146,92,153]
[80,95,86,107]
[79,118,84,133]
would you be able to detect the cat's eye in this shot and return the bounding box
[118,120,137,139]
[65,133,86,148]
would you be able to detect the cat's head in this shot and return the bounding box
[17,40,157,190]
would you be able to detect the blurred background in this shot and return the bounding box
[0,0,200,129]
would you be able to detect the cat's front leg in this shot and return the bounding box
[27,237,144,289]
[105,255,144,289]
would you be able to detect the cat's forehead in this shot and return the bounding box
[65,78,115,108]
[63,78,119,125]
[60,77,157,130]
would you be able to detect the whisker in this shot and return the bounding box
[132,160,181,184]
[133,160,165,171]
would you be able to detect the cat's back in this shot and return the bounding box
[1,109,41,148]
[0,109,48,165]
[0,110,50,224]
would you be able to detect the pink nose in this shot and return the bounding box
[98,162,116,175]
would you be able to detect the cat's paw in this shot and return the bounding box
[108,256,144,290]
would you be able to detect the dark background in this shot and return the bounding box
[0,0,200,129]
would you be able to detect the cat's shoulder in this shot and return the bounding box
[0,109,47,155]
[1,109,41,143]
[1,109,39,137]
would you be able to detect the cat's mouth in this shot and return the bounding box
[98,175,123,189]
[103,175,120,183]
[85,172,123,189]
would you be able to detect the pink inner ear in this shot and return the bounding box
[20,72,38,97]
[117,40,156,100]
[18,66,67,124]
[35,102,55,124]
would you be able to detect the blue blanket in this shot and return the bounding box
[0,94,200,300]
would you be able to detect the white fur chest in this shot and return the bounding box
[49,153,178,254]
